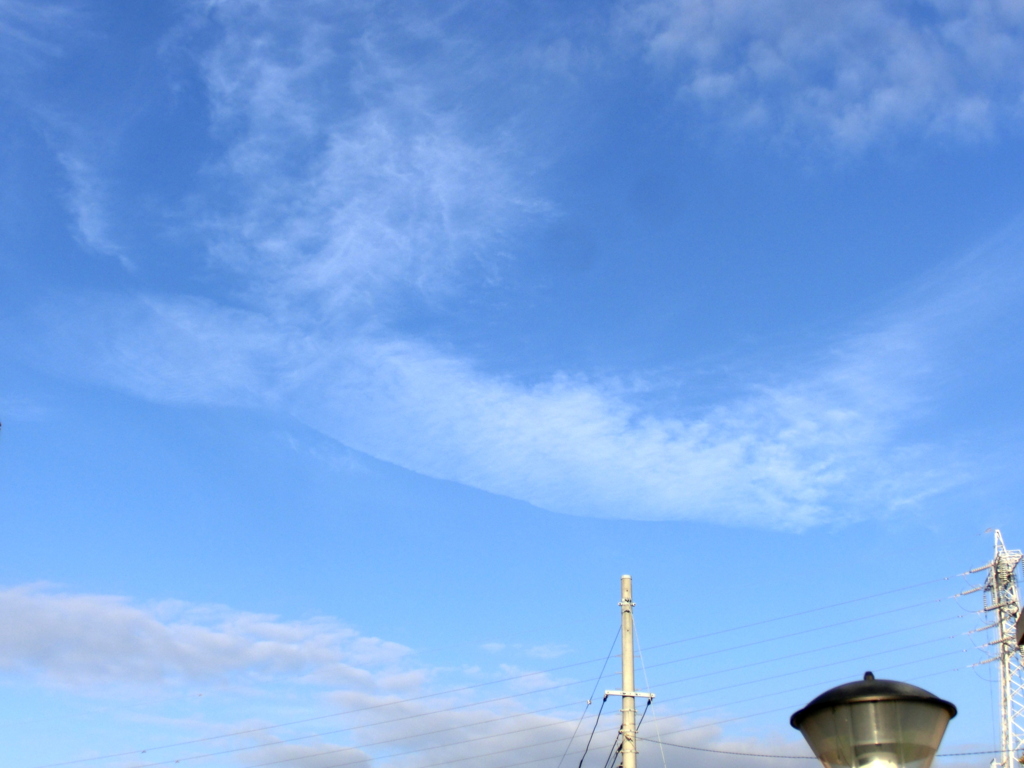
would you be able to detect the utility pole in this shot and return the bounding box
[977,530,1024,768]
[606,575,653,768]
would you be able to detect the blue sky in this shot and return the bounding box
[3,1,1024,767]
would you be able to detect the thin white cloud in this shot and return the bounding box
[48,216,1024,529]
[41,284,947,528]
[477,644,571,659]
[527,645,571,660]
[33,1,1024,529]
[29,0,1024,528]
[619,0,1024,146]
[193,0,540,318]
[0,0,76,62]
[0,584,412,688]
[58,153,132,266]
[305,335,933,529]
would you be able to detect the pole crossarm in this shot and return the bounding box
[604,691,655,700]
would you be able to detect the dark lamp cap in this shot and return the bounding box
[790,672,957,730]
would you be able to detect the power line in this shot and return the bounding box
[124,700,591,768]
[33,574,964,768]
[313,725,623,768]
[114,622,965,768]
[649,666,967,744]
[157,655,971,768]
[158,635,625,768]
[643,614,962,679]
[237,718,613,768]
[599,734,622,768]
[634,618,669,768]
[654,647,973,715]
[206,650,976,768]
[640,576,958,655]
[309,664,972,768]
[638,598,953,673]
[640,737,816,759]
[101,623,969,768]
[643,741,1003,765]
[29,658,609,768]
[558,628,620,768]
[650,616,966,689]
[95,681,612,768]
[574,696,608,768]
[86,620,968,768]
[180,662,973,768]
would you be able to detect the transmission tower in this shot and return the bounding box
[980,530,1024,768]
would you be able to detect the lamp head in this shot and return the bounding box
[791,672,956,768]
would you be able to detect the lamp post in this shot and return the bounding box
[791,672,957,768]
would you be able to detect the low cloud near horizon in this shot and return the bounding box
[0,583,850,768]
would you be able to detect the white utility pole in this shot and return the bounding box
[978,530,1024,768]
[606,575,653,768]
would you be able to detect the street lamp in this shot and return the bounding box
[791,672,957,768]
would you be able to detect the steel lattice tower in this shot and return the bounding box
[982,530,1024,768]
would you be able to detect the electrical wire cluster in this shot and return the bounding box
[32,573,993,768]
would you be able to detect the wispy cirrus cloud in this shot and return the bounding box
[619,0,1024,146]
[58,152,132,266]
[34,0,1024,529]
[193,0,539,318]
[0,0,77,63]
[43,264,976,529]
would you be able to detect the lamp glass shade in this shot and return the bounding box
[794,690,954,768]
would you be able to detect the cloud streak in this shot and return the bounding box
[45,259,979,529]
